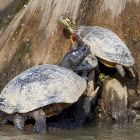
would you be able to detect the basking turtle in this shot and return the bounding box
[0,45,90,133]
[60,16,135,77]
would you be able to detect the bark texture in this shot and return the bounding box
[0,0,140,104]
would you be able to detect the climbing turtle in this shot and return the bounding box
[60,44,90,70]
[0,45,89,133]
[74,54,98,72]
[60,16,135,77]
[74,54,99,82]
[61,41,98,81]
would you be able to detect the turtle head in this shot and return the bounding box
[59,16,76,34]
[60,45,90,70]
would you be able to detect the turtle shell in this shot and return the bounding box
[0,64,86,114]
[74,54,98,71]
[73,26,135,67]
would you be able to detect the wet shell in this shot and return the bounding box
[74,26,135,67]
[74,54,98,71]
[0,64,86,114]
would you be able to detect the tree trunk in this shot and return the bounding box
[0,0,14,10]
[0,0,86,90]
[0,0,140,102]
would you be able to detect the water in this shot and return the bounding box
[0,121,140,140]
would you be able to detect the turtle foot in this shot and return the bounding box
[33,115,47,134]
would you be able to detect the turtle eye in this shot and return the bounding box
[84,45,90,50]
[82,47,87,51]
[65,18,75,28]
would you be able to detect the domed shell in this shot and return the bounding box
[74,26,135,67]
[0,64,87,114]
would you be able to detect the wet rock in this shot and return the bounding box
[131,101,140,109]
[127,89,139,104]
[101,78,128,121]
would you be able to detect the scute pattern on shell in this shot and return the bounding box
[74,26,135,67]
[0,64,86,114]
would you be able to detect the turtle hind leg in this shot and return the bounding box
[115,64,125,77]
[127,67,135,78]
[30,109,46,133]
[13,113,25,130]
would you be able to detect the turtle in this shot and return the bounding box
[59,16,135,77]
[62,47,98,79]
[62,44,99,100]
[60,44,90,71]
[46,86,99,130]
[0,45,90,133]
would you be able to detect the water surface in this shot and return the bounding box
[0,121,140,140]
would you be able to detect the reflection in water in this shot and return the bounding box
[0,121,140,140]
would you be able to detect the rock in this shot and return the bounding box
[127,89,139,104]
[101,78,128,121]
[131,100,140,109]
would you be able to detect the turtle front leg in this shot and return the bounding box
[13,113,25,130]
[86,80,95,97]
[88,86,99,100]
[86,69,96,95]
[30,109,46,133]
[88,69,95,82]
[115,64,125,77]
[87,81,99,105]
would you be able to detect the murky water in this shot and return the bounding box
[1,121,140,140]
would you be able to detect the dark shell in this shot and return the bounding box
[74,54,98,71]
[0,64,86,114]
[74,26,135,67]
